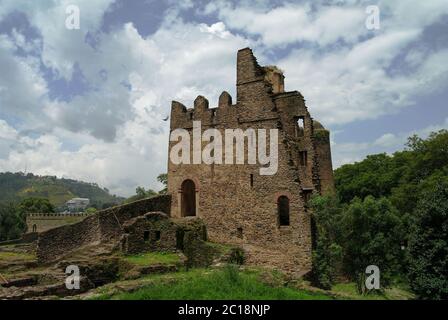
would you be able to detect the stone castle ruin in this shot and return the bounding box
[167,48,334,274]
[31,48,335,276]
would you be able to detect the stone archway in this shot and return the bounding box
[181,179,196,217]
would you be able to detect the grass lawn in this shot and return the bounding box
[97,266,334,300]
[0,251,35,262]
[332,282,415,300]
[123,252,181,266]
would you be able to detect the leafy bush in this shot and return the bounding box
[310,196,404,293]
[228,247,246,265]
[0,203,25,241]
[310,196,343,290]
[342,196,404,290]
[407,182,448,300]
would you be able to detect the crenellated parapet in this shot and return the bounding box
[170,91,240,130]
[27,212,91,218]
[170,48,301,129]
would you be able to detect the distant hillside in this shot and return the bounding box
[0,172,124,209]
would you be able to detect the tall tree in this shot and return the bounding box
[408,182,448,300]
[0,204,25,241]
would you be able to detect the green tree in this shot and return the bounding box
[0,204,25,241]
[310,196,343,289]
[18,197,54,214]
[85,207,97,214]
[157,173,168,194]
[334,130,448,209]
[125,187,157,203]
[135,186,147,198]
[407,182,448,300]
[342,196,404,292]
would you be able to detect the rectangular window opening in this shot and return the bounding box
[299,151,308,166]
[303,190,313,206]
[237,227,243,239]
[296,117,305,137]
[176,229,185,250]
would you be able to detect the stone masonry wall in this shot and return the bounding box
[26,213,90,233]
[167,48,336,274]
[121,212,206,255]
[37,195,171,263]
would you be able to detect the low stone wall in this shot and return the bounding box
[37,214,101,263]
[26,213,90,233]
[98,195,171,242]
[21,232,38,243]
[0,233,38,247]
[121,213,205,255]
[37,195,172,263]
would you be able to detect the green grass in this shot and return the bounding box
[0,251,35,262]
[101,266,333,300]
[332,282,414,300]
[123,252,181,266]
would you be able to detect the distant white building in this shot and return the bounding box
[66,198,90,212]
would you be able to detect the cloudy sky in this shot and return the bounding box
[0,0,447,196]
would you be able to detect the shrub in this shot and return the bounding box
[310,196,343,290]
[407,182,448,300]
[342,196,404,292]
[228,247,246,265]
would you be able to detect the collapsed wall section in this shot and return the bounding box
[37,195,171,263]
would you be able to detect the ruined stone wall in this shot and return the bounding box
[313,128,336,195]
[26,213,90,233]
[167,48,336,273]
[37,195,171,263]
[37,214,100,263]
[121,212,179,254]
[98,195,171,242]
[121,212,206,255]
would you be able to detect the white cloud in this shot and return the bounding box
[1,0,448,195]
[206,2,367,47]
[0,35,48,128]
[277,35,448,126]
[0,5,249,195]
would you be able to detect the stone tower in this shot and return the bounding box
[167,48,335,274]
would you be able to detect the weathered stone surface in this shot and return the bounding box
[36,195,171,263]
[0,277,93,300]
[26,213,90,233]
[167,48,335,275]
[1,276,37,288]
[120,212,215,268]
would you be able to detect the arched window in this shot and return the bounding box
[32,224,37,233]
[277,196,290,226]
[181,179,196,217]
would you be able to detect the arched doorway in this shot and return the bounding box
[32,224,37,233]
[181,179,196,217]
